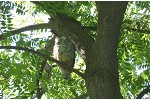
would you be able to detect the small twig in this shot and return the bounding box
[36,59,47,99]
[136,85,150,99]
[39,58,47,79]
[36,79,40,99]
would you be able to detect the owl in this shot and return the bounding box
[53,34,75,79]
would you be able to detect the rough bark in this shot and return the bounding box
[85,2,128,98]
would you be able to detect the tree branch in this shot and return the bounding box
[84,26,150,34]
[0,21,149,42]
[0,20,59,40]
[136,85,150,99]
[0,46,85,79]
[0,23,49,40]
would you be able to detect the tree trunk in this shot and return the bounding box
[85,2,128,98]
[53,1,128,98]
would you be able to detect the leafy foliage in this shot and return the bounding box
[118,1,150,99]
[0,1,150,99]
[0,1,14,33]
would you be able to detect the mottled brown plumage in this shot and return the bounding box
[53,34,75,79]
